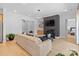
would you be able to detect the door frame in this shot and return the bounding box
[65,18,76,43]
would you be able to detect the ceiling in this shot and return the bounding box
[0,3,78,18]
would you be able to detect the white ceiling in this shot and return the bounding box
[0,3,78,18]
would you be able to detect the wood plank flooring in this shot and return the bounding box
[0,37,78,56]
[0,40,30,56]
[67,34,76,44]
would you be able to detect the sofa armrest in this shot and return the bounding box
[38,39,52,55]
[40,40,51,46]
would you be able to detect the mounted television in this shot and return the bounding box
[45,20,55,26]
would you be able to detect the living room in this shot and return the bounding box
[0,3,79,56]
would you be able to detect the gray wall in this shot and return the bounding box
[43,11,76,38]
[44,15,60,36]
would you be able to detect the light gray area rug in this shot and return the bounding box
[48,39,79,56]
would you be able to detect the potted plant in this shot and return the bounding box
[55,53,65,56]
[6,33,15,41]
[69,50,78,56]
[55,50,78,56]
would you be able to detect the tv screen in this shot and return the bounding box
[45,20,55,26]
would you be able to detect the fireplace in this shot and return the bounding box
[44,15,60,37]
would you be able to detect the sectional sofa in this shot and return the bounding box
[14,34,52,56]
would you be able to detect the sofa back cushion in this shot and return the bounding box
[27,36,42,44]
[18,34,42,44]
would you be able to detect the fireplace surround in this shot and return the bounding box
[44,15,60,38]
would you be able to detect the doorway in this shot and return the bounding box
[66,18,76,44]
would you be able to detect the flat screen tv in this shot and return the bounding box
[45,20,55,26]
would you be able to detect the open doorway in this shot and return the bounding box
[66,18,76,44]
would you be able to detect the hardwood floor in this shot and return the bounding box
[0,40,30,56]
[0,37,79,56]
[67,34,76,44]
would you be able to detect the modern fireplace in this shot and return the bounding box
[45,20,55,26]
[44,15,60,37]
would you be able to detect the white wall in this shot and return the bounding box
[36,18,44,29]
[22,20,37,35]
[3,9,37,42]
[67,18,76,31]
[22,17,44,35]
[76,9,79,44]
[4,11,26,34]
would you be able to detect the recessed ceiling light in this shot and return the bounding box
[13,10,17,13]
